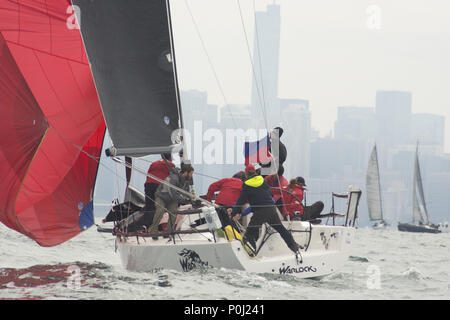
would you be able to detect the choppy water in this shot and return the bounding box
[1,218,449,300]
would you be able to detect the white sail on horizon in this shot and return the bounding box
[412,143,431,225]
[366,145,384,221]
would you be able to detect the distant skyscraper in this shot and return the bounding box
[220,104,251,130]
[181,90,217,126]
[180,90,220,195]
[334,106,376,142]
[375,90,412,146]
[280,99,311,179]
[411,113,445,151]
[250,4,281,130]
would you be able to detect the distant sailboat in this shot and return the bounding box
[366,144,389,229]
[398,144,441,234]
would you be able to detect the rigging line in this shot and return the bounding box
[251,0,267,122]
[236,0,269,131]
[49,126,216,237]
[184,0,238,130]
[48,125,195,222]
[166,0,184,131]
[51,123,213,208]
[111,156,216,208]
[136,156,223,181]
[193,171,222,181]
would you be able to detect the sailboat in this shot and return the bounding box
[0,0,361,279]
[398,144,441,234]
[366,144,389,229]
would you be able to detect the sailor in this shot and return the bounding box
[281,178,305,220]
[206,173,244,229]
[291,177,324,221]
[148,164,195,238]
[143,153,175,225]
[230,165,301,254]
[179,149,195,194]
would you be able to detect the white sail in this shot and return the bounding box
[366,145,384,221]
[412,183,424,224]
[414,146,431,224]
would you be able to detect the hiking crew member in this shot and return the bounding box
[143,153,175,224]
[290,177,324,221]
[230,165,300,254]
[281,178,305,220]
[148,164,195,237]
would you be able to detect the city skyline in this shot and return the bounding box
[170,0,450,152]
[94,1,450,227]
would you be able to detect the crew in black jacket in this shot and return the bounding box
[231,165,300,254]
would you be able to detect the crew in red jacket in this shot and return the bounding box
[144,153,175,215]
[205,172,244,229]
[282,176,324,221]
[264,166,288,212]
[282,178,305,220]
[206,176,243,206]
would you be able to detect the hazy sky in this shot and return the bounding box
[170,0,450,152]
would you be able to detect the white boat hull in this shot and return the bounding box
[116,221,355,279]
[372,221,389,229]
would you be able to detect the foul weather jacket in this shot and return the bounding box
[231,175,275,216]
[155,169,192,204]
[265,174,288,203]
[146,159,175,184]
[281,185,305,218]
[206,178,242,207]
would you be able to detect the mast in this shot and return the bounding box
[166,0,185,141]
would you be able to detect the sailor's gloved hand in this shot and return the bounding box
[191,199,203,208]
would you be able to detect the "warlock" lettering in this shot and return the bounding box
[279,265,317,274]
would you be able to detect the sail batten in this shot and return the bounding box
[366,145,384,221]
[72,0,183,157]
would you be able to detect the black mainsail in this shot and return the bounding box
[72,0,183,157]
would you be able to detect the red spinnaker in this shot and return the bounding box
[0,0,105,246]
